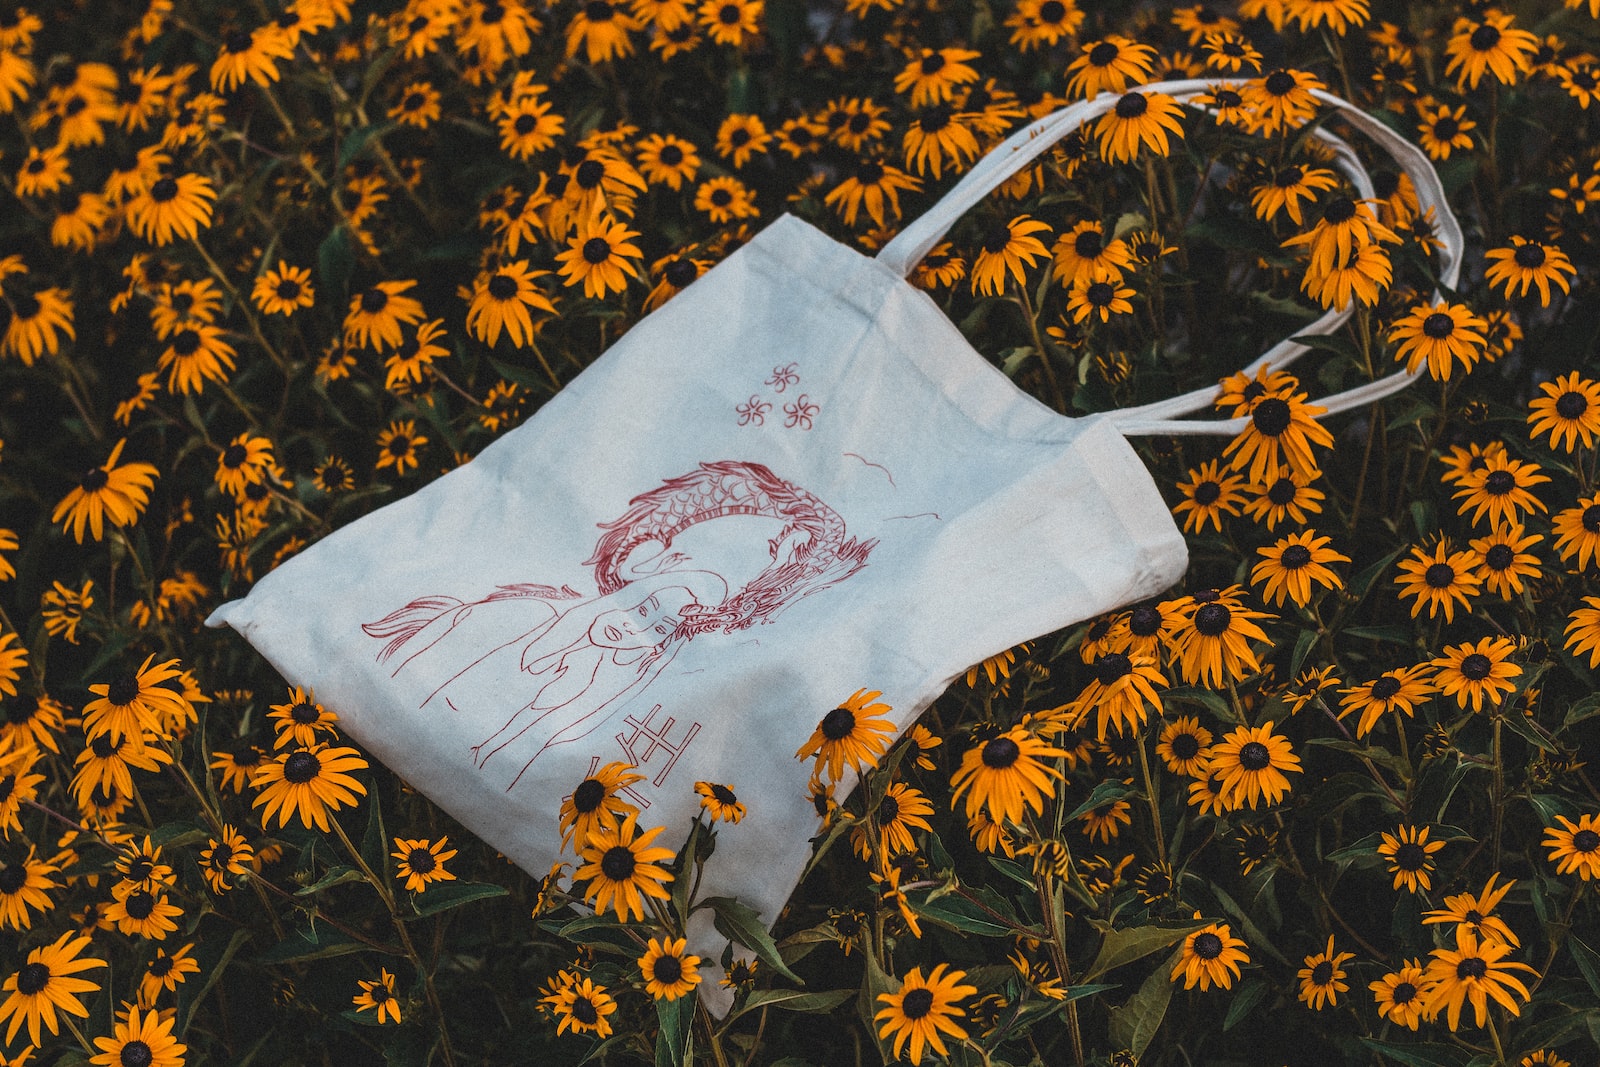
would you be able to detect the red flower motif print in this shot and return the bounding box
[783,395,819,430]
[765,362,800,392]
[736,395,771,426]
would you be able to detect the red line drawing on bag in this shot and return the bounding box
[614,704,701,788]
[884,513,942,521]
[361,461,876,792]
[843,452,896,487]
[782,395,819,430]
[583,755,652,809]
[735,395,770,426]
[765,362,799,392]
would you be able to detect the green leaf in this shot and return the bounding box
[987,856,1036,891]
[257,925,365,964]
[408,881,509,918]
[317,225,355,296]
[294,864,364,896]
[910,890,1028,938]
[1209,882,1288,965]
[1105,956,1172,1058]
[1563,693,1600,731]
[704,896,802,984]
[1357,1038,1470,1067]
[1221,977,1268,1031]
[550,914,641,956]
[1569,934,1600,999]
[1340,625,1417,645]
[1289,331,1363,363]
[654,989,695,1067]
[1065,778,1135,823]
[1349,546,1406,605]
[1083,922,1202,981]
[180,929,251,1030]
[361,776,388,878]
[338,121,397,170]
[725,988,854,1025]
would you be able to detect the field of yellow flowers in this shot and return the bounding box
[4,0,1600,1063]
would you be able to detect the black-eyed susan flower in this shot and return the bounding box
[391,836,458,893]
[1338,664,1435,738]
[572,811,675,921]
[1172,460,1248,533]
[558,761,644,849]
[1452,454,1549,528]
[353,968,402,1024]
[209,25,295,92]
[1554,493,1600,569]
[1168,588,1273,688]
[0,929,104,1047]
[214,433,274,502]
[1201,31,1262,72]
[693,175,758,223]
[565,0,639,62]
[1529,373,1600,452]
[1067,278,1135,323]
[251,743,368,831]
[150,277,224,337]
[157,321,237,395]
[1417,101,1476,161]
[1484,237,1577,306]
[857,781,934,858]
[1005,0,1084,52]
[39,579,92,643]
[496,96,564,161]
[83,655,194,750]
[1421,925,1537,1029]
[949,725,1065,826]
[14,145,69,198]
[1250,164,1339,226]
[265,687,337,749]
[466,261,555,347]
[1208,722,1301,809]
[1445,10,1538,90]
[796,689,896,782]
[1243,472,1326,530]
[1065,36,1156,98]
[901,106,980,179]
[345,280,425,352]
[1171,922,1248,990]
[388,80,441,128]
[542,970,616,1038]
[1050,221,1134,288]
[1433,636,1520,712]
[1094,89,1185,164]
[52,439,158,544]
[1470,523,1542,599]
[1543,813,1600,880]
[693,781,745,822]
[1395,540,1483,623]
[695,0,760,46]
[375,420,427,475]
[1157,715,1213,775]
[1423,873,1519,947]
[1251,529,1348,608]
[125,172,216,245]
[1072,651,1165,739]
[251,261,314,316]
[894,47,981,107]
[874,964,976,1066]
[555,212,643,298]
[714,113,771,167]
[87,1003,185,1067]
[1241,68,1324,135]
[200,825,253,893]
[1370,958,1429,1030]
[0,632,23,701]
[637,936,701,1000]
[1296,935,1354,1010]
[138,942,200,1006]
[1379,824,1447,892]
[970,215,1050,296]
[636,133,700,189]
[1223,385,1334,485]
[104,886,182,940]
[824,157,921,230]
[0,846,58,931]
[2,286,74,365]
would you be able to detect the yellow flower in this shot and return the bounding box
[51,439,158,543]
[874,964,977,1065]
[795,688,896,782]
[353,968,403,1024]
[1094,89,1186,164]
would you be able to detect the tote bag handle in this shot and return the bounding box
[875,80,1465,437]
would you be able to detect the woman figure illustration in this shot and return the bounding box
[444,569,727,791]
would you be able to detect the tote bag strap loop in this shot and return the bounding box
[876,81,1465,438]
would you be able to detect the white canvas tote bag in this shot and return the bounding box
[208,81,1461,983]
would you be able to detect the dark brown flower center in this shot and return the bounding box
[1455,955,1488,979]
[1114,92,1148,119]
[1390,980,1416,1004]
[1424,562,1456,588]
[1371,676,1401,700]
[1251,397,1292,436]
[1193,932,1224,959]
[600,844,635,880]
[1193,603,1231,636]
[1394,842,1426,870]
[710,783,738,804]
[290,702,319,724]
[149,955,174,977]
[1422,312,1455,339]
[1086,281,1115,306]
[575,159,605,188]
[900,987,935,1019]
[652,954,684,983]
[1129,604,1161,636]
[125,891,156,919]
[150,177,178,202]
[1170,731,1200,759]
[0,864,25,893]
[1483,470,1515,495]
[820,706,856,740]
[981,736,1020,768]
[107,672,141,705]
[1264,70,1295,95]
[664,259,697,286]
[361,288,389,312]
[572,778,607,812]
[1094,652,1132,685]
[1433,117,1459,140]
[1089,42,1119,66]
[487,273,519,299]
[573,995,599,1024]
[1574,829,1600,852]
[1237,741,1271,770]
[1038,0,1065,22]
[283,751,320,783]
[1459,653,1492,680]
[1469,25,1500,52]
[920,52,946,75]
[1310,960,1334,984]
[1280,544,1312,570]
[407,847,436,873]
[1193,480,1221,505]
[582,237,612,264]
